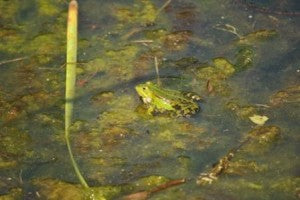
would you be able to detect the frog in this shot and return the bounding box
[135,81,202,117]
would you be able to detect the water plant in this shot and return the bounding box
[64,0,89,189]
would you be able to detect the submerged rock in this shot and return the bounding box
[269,85,300,106]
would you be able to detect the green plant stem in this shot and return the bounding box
[65,0,89,189]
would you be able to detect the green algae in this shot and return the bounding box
[210,176,299,200]
[69,95,140,152]
[269,85,300,106]
[20,91,57,112]
[242,126,281,155]
[213,58,236,76]
[214,178,265,197]
[0,0,20,28]
[0,29,26,54]
[81,58,108,74]
[0,188,22,200]
[97,96,138,130]
[156,130,187,150]
[36,0,63,16]
[234,46,254,71]
[91,91,114,105]
[172,57,200,69]
[143,29,193,51]
[144,29,168,40]
[0,127,32,158]
[131,175,169,191]
[113,0,157,26]
[105,45,139,79]
[154,127,209,152]
[226,101,257,120]
[86,186,123,200]
[196,58,235,80]
[146,118,210,154]
[196,57,235,95]
[33,178,123,200]
[176,155,192,177]
[106,45,139,62]
[0,0,298,199]
[0,0,66,63]
[270,177,300,197]
[238,30,277,45]
[247,126,281,145]
[26,34,65,64]
[0,100,24,124]
[225,159,268,175]
[0,159,17,169]
[32,176,172,200]
[163,31,192,51]
[79,44,140,84]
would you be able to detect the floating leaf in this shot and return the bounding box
[249,114,269,125]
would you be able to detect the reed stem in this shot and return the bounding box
[65,0,89,189]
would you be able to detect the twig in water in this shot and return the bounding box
[197,137,251,185]
[214,24,242,39]
[0,56,29,66]
[18,169,23,184]
[154,56,161,86]
[131,40,154,43]
[254,103,270,108]
[206,79,214,93]
[157,0,172,14]
[150,178,186,193]
[122,27,144,40]
[122,178,186,200]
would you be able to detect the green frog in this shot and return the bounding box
[135,82,202,117]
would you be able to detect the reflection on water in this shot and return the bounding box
[0,0,299,199]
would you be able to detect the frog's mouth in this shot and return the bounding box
[139,96,151,104]
[139,96,144,102]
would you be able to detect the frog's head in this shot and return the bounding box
[135,82,154,104]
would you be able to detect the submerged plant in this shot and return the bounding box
[65,0,89,189]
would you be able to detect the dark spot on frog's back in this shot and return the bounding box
[176,105,199,117]
[187,106,199,115]
[174,104,182,110]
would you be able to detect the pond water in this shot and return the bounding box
[0,0,299,199]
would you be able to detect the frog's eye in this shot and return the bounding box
[143,87,146,90]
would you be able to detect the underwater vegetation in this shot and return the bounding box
[0,0,299,199]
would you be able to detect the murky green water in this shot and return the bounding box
[0,0,299,199]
